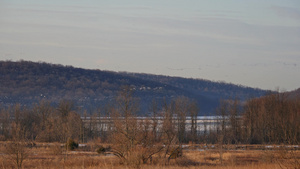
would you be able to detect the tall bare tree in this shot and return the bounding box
[149,99,159,142]
[228,98,241,144]
[110,86,139,162]
[174,96,189,143]
[189,101,199,143]
[161,98,177,159]
[110,86,164,166]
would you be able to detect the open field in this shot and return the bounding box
[0,142,299,169]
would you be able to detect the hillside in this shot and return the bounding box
[0,60,268,115]
[123,72,267,101]
[288,88,300,99]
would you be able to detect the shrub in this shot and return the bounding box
[66,138,78,151]
[5,142,29,169]
[96,145,106,154]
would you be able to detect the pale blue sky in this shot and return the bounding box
[0,0,300,91]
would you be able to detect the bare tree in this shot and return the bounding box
[189,101,199,143]
[216,99,228,144]
[174,96,189,144]
[65,111,82,142]
[110,86,166,167]
[149,99,159,142]
[55,100,82,142]
[34,100,53,142]
[243,98,260,144]
[216,99,229,164]
[110,86,141,163]
[228,97,241,144]
[5,122,29,169]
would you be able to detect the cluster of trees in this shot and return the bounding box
[0,100,82,142]
[243,93,300,144]
[0,89,198,144]
[0,87,299,146]
[202,92,300,145]
[0,86,200,166]
[89,87,201,165]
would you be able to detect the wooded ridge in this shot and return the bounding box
[0,60,268,115]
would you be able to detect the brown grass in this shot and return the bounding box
[0,143,299,169]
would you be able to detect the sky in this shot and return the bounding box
[0,0,300,91]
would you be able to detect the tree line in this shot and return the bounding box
[0,87,299,145]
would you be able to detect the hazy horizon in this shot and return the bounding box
[1,0,300,91]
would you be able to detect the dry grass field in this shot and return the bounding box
[0,142,299,169]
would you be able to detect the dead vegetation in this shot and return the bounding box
[0,142,299,169]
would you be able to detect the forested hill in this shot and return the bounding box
[0,60,268,115]
[122,72,267,102]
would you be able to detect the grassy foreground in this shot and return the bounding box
[0,143,299,169]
